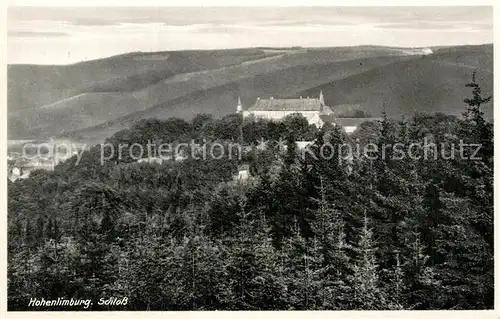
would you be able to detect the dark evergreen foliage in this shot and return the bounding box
[7,74,493,310]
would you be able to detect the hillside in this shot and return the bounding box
[300,45,493,118]
[8,44,493,141]
[8,49,281,112]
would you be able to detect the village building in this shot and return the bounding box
[137,157,165,165]
[137,153,188,164]
[233,164,251,182]
[8,166,32,182]
[335,117,382,134]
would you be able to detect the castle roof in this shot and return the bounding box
[247,98,323,112]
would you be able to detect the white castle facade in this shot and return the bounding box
[237,91,335,127]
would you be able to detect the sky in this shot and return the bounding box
[7,6,493,65]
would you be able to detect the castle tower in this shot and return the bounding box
[319,90,324,105]
[237,96,243,114]
[237,96,244,143]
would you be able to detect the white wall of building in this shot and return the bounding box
[243,110,322,126]
[343,126,358,134]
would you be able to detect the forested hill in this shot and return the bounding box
[8,44,493,140]
[7,77,493,310]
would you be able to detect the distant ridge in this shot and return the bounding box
[8,44,493,141]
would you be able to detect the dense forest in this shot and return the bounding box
[8,74,493,310]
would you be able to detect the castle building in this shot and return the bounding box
[238,91,334,127]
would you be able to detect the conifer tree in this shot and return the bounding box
[462,71,493,163]
[349,213,386,309]
[281,221,323,309]
[309,176,351,309]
